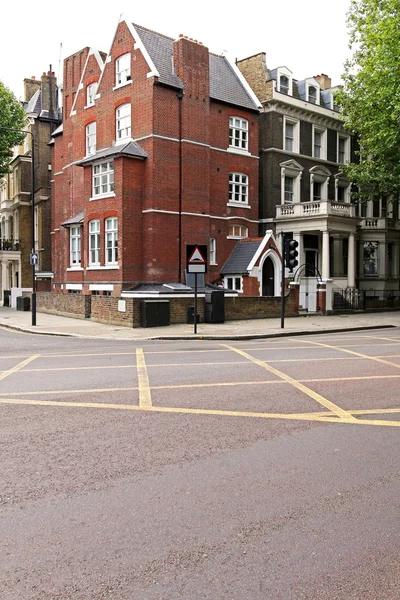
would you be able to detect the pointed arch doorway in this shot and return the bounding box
[262,256,275,296]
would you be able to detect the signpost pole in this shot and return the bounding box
[194,272,198,334]
[281,236,286,329]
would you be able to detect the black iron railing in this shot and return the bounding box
[363,290,400,310]
[0,239,20,251]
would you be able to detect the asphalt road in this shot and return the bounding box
[1,326,400,599]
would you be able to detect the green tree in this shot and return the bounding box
[0,80,25,177]
[338,0,400,200]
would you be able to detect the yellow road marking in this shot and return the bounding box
[1,397,400,427]
[136,348,152,408]
[1,372,400,398]
[223,344,357,422]
[0,355,40,381]
[0,387,138,396]
[297,339,400,369]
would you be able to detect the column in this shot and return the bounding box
[347,232,356,288]
[322,230,330,280]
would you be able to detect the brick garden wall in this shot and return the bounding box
[36,291,297,328]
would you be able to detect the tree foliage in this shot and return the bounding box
[337,0,400,199]
[0,80,25,177]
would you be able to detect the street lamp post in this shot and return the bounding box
[0,127,36,325]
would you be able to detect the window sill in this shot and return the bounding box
[227,236,247,240]
[227,202,251,209]
[89,193,116,201]
[113,80,132,91]
[209,262,218,266]
[227,147,251,156]
[67,267,83,271]
[86,265,120,270]
[84,104,95,110]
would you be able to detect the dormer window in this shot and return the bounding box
[308,86,317,104]
[280,76,289,95]
[277,68,293,95]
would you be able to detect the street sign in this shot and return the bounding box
[30,253,39,266]
[186,244,207,273]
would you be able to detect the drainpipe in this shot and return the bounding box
[177,89,183,282]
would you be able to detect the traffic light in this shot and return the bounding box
[285,239,299,272]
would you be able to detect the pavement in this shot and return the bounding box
[0,305,399,340]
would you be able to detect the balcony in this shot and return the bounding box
[0,239,21,251]
[276,200,357,220]
[361,217,400,231]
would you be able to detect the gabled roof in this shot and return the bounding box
[221,239,262,275]
[77,140,148,166]
[133,23,258,111]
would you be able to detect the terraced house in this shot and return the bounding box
[50,15,260,297]
[0,72,60,307]
[237,53,400,311]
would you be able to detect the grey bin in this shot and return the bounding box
[140,300,170,327]
[204,290,225,323]
[16,296,30,311]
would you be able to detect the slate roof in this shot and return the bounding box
[77,140,148,166]
[221,240,261,275]
[61,212,84,227]
[133,24,258,111]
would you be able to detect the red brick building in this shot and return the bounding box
[51,16,260,296]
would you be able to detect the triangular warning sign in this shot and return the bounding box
[188,246,206,264]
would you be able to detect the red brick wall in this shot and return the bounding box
[51,20,259,294]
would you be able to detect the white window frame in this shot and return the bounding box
[363,241,379,276]
[228,224,248,239]
[228,172,249,205]
[89,219,100,265]
[105,217,118,265]
[116,103,131,142]
[70,225,81,267]
[313,126,327,160]
[115,53,131,86]
[284,176,294,203]
[86,83,97,107]
[225,275,243,292]
[279,75,290,95]
[276,67,293,95]
[306,81,320,104]
[280,160,303,204]
[335,173,350,203]
[209,237,216,265]
[86,122,96,156]
[310,166,331,202]
[337,134,350,164]
[284,117,299,153]
[93,161,114,197]
[229,116,248,152]
[308,85,318,104]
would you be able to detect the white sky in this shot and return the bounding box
[2,0,352,100]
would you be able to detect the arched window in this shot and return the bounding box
[280,75,289,94]
[116,104,131,141]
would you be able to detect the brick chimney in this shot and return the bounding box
[236,53,270,103]
[173,35,210,142]
[24,76,41,102]
[314,74,331,90]
[41,71,58,114]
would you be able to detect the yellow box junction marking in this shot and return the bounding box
[0,355,40,381]
[222,344,357,422]
[297,339,400,369]
[1,396,400,427]
[136,348,152,408]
